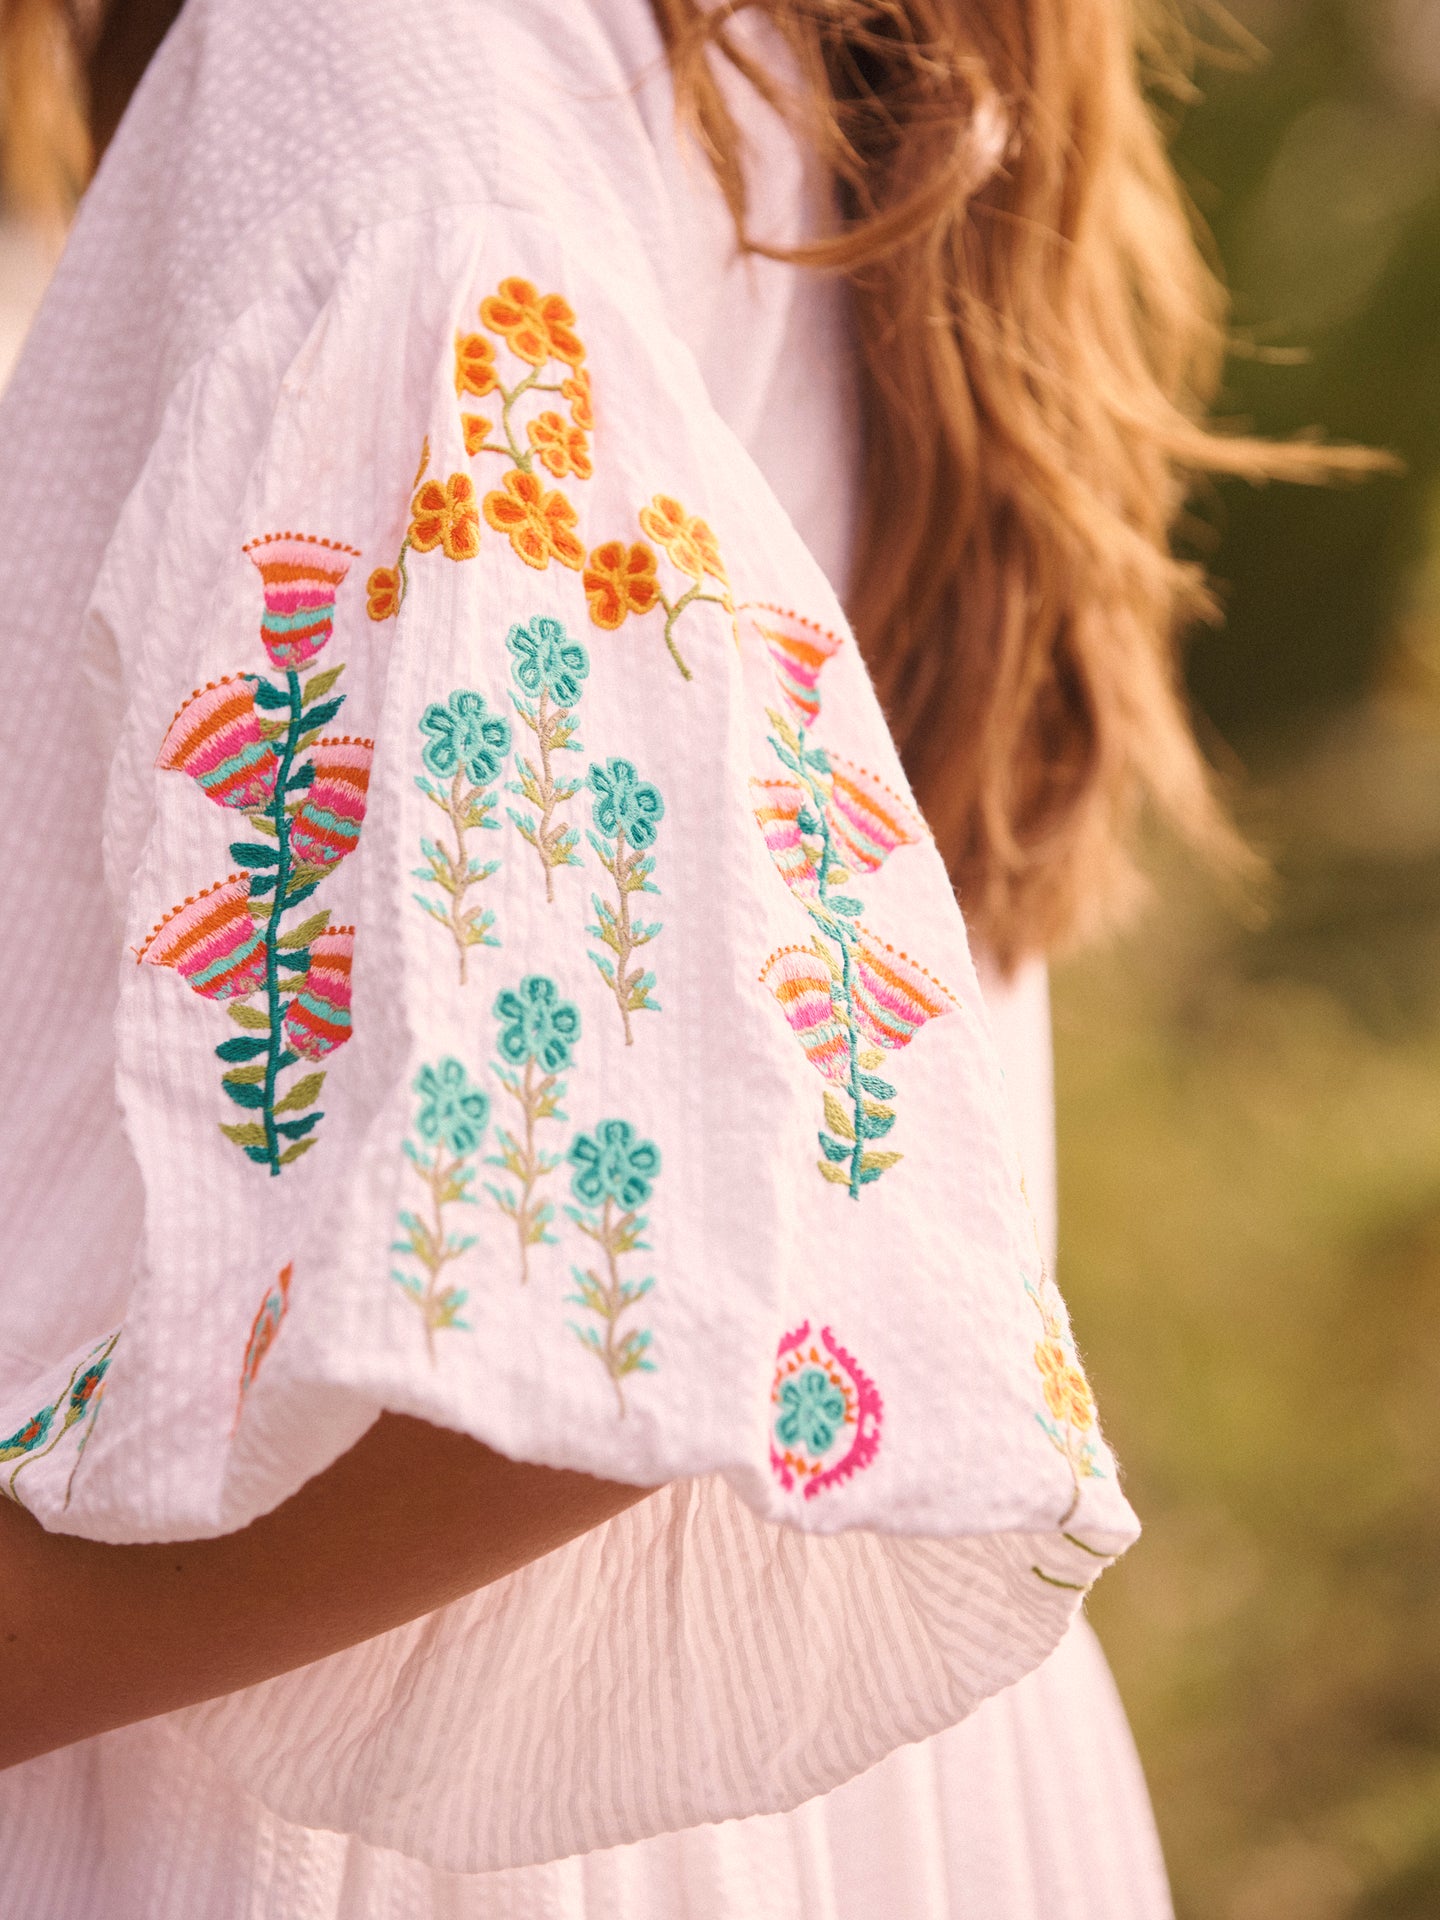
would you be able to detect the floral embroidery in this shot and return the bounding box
[585,494,732,681]
[1025,1229,1105,1527]
[409,471,481,561]
[413,688,511,981]
[367,440,437,623]
[528,410,593,481]
[485,975,580,1284]
[480,276,585,368]
[585,756,664,1044]
[505,615,589,900]
[139,535,364,1174]
[455,330,499,398]
[565,1118,660,1415]
[2,1333,120,1504]
[392,1058,486,1355]
[584,540,660,630]
[482,468,585,572]
[236,1262,293,1422]
[769,1321,883,1499]
[562,367,593,431]
[748,607,953,1197]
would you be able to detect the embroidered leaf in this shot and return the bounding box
[251,677,290,711]
[285,881,320,909]
[274,1072,325,1115]
[301,665,344,706]
[227,1003,271,1031]
[279,1138,317,1166]
[220,1121,268,1148]
[278,912,331,950]
[224,1063,267,1084]
[229,841,280,869]
[222,1077,268,1109]
[215,1035,269,1063]
[822,1091,856,1142]
[300,696,344,732]
[818,1131,851,1164]
[817,1158,852,1186]
[857,1048,887,1071]
[828,894,864,918]
[276,1112,323,1142]
[858,1071,897,1100]
[244,1143,273,1164]
[286,764,316,792]
[247,873,278,898]
[276,948,310,971]
[858,1150,903,1175]
[857,1105,896,1140]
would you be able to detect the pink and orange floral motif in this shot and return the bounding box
[769,1321,882,1500]
[282,927,354,1059]
[482,467,584,572]
[236,1262,293,1423]
[158,678,280,812]
[288,738,373,873]
[246,534,359,671]
[135,876,268,1002]
[143,532,366,1175]
[585,493,732,681]
[751,607,953,1196]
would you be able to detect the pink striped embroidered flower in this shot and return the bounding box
[852,930,956,1051]
[243,533,360,671]
[825,758,922,876]
[134,876,266,1001]
[157,676,279,811]
[289,738,373,870]
[750,778,822,902]
[237,1263,293,1414]
[759,946,850,1084]
[770,1321,883,1500]
[745,606,843,730]
[283,927,355,1059]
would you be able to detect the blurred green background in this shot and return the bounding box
[1063,3,1440,1915]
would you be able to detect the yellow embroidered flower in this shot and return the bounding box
[482,468,584,571]
[584,540,660,629]
[1034,1340,1096,1431]
[562,366,594,431]
[637,494,727,586]
[454,332,499,399]
[409,472,481,561]
[527,409,593,482]
[479,276,585,369]
[462,413,493,455]
[366,565,402,622]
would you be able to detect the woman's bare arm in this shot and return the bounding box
[0,1413,652,1770]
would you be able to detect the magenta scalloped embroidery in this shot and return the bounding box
[135,535,367,1176]
[769,1321,883,1499]
[235,1262,293,1426]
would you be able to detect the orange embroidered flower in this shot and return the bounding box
[690,516,728,586]
[462,413,493,455]
[409,472,481,561]
[366,565,401,622]
[584,540,660,629]
[562,367,594,431]
[479,277,585,368]
[637,493,726,584]
[482,468,584,571]
[1034,1340,1096,1431]
[527,410,593,482]
[455,332,499,399]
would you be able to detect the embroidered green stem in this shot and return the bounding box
[486,1055,565,1285]
[416,766,501,982]
[578,1199,634,1418]
[403,1142,474,1361]
[466,371,567,469]
[657,580,729,681]
[257,671,304,1170]
[512,686,581,901]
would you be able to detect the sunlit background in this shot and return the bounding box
[2,3,1437,1916]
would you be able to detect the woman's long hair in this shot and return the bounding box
[0,0,1372,965]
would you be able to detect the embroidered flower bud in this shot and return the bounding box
[742,605,843,730]
[759,945,850,1084]
[851,931,956,1052]
[134,876,267,1001]
[156,676,279,811]
[283,927,355,1059]
[824,758,922,877]
[750,778,822,904]
[244,533,360,671]
[289,738,373,870]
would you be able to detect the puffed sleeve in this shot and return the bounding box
[0,201,1137,1868]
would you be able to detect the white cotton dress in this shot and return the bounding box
[0,0,1173,1913]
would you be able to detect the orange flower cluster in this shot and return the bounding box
[583,540,660,629]
[528,409,593,481]
[1034,1339,1096,1432]
[638,494,727,586]
[409,472,481,561]
[483,468,583,571]
[454,331,498,399]
[479,276,585,369]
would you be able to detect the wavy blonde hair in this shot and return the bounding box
[1,0,1369,964]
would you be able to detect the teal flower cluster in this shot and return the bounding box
[568,1118,660,1212]
[507,615,590,709]
[414,1056,490,1157]
[588,757,664,851]
[420,688,512,786]
[775,1366,847,1457]
[495,974,581,1076]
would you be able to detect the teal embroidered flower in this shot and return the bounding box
[494,975,581,1074]
[776,1366,847,1457]
[587,757,664,851]
[0,1402,54,1458]
[414,1057,490,1156]
[506,616,590,707]
[569,1118,660,1211]
[420,689,512,786]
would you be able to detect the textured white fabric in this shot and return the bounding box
[0,0,1162,1906]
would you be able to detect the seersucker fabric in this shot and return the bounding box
[0,0,1163,1907]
